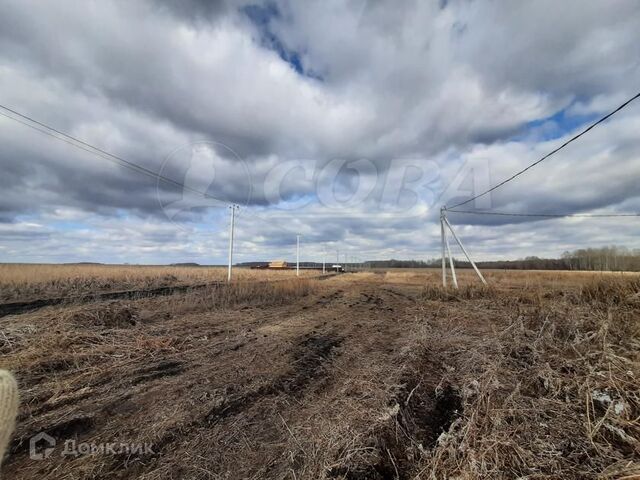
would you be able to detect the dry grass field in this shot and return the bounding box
[1,268,639,479]
[0,264,319,303]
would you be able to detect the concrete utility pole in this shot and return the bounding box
[443,215,487,285]
[322,249,326,274]
[227,205,238,282]
[443,215,458,289]
[296,234,301,277]
[441,207,446,287]
[439,207,486,288]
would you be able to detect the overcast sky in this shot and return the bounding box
[0,0,639,264]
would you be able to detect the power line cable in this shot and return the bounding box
[0,104,305,238]
[0,105,230,207]
[446,209,640,218]
[447,91,640,209]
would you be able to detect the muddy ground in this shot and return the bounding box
[1,271,639,479]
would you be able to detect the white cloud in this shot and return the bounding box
[0,0,638,263]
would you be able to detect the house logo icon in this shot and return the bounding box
[29,432,56,460]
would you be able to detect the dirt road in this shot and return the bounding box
[4,274,451,479]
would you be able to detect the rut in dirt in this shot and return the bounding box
[118,331,344,473]
[207,333,343,422]
[329,362,464,480]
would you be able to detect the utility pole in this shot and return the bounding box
[439,207,486,288]
[296,234,301,277]
[443,215,458,289]
[443,215,487,285]
[441,207,446,287]
[322,248,326,274]
[227,204,238,282]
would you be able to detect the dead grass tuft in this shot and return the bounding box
[579,276,640,305]
[414,283,640,479]
[65,303,139,329]
[167,278,317,314]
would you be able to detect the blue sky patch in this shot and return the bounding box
[241,3,323,81]
[516,103,600,142]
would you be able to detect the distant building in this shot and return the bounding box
[268,260,288,269]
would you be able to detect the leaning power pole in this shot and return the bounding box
[227,204,239,282]
[442,215,486,285]
[440,207,486,288]
[441,207,446,287]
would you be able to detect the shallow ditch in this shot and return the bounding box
[330,368,463,479]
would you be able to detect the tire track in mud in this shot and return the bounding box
[294,283,462,480]
[379,285,419,302]
[206,333,343,423]
[141,281,421,479]
[120,332,344,474]
[100,285,353,474]
[7,284,347,467]
[323,285,465,480]
[7,280,423,479]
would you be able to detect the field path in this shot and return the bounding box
[3,275,433,479]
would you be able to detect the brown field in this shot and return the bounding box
[1,269,639,479]
[0,264,320,303]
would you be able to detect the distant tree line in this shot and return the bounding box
[560,246,640,271]
[365,259,435,269]
[474,246,640,271]
[364,246,640,272]
[233,247,640,272]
